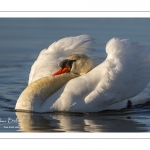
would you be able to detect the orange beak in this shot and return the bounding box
[52,65,70,76]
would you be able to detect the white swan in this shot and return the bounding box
[15,35,150,113]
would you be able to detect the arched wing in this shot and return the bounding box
[28,35,95,85]
[51,38,150,112]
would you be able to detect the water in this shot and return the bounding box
[0,18,150,132]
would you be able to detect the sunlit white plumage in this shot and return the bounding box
[15,35,150,112]
[28,35,94,84]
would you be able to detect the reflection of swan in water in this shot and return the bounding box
[16,111,148,132]
[15,35,150,113]
[16,112,56,132]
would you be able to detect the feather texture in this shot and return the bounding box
[16,35,150,112]
[28,35,95,84]
[41,37,150,112]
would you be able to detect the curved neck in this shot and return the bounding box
[15,73,79,112]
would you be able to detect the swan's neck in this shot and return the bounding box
[15,73,78,112]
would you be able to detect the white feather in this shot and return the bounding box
[28,35,95,84]
[19,35,150,112]
[40,37,150,112]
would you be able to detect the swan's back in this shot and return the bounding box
[49,38,150,112]
[101,38,150,101]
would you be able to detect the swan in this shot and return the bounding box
[15,35,150,113]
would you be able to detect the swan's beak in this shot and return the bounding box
[52,65,70,76]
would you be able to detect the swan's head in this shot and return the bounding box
[53,54,93,76]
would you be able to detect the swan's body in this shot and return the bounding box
[15,35,150,112]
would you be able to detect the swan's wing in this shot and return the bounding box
[28,35,95,85]
[50,38,150,112]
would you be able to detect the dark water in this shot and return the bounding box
[0,18,150,132]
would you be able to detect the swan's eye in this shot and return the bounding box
[59,59,77,69]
